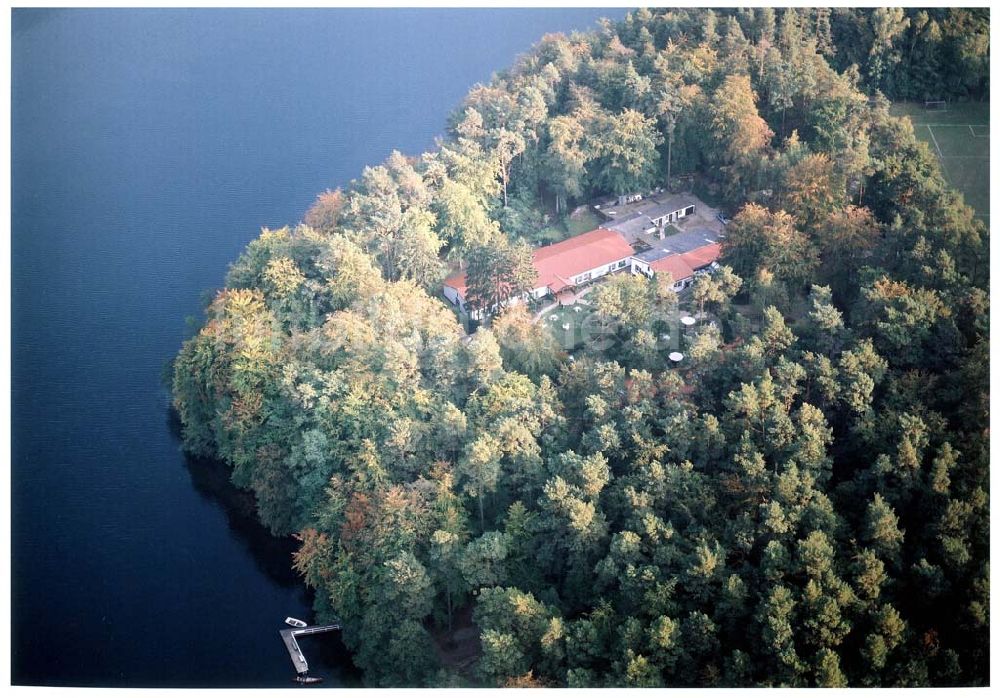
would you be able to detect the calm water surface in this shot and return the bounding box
[11,8,623,687]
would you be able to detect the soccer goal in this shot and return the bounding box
[924,100,948,111]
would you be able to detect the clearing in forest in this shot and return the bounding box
[891,100,990,222]
[535,207,603,245]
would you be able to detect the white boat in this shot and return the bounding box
[294,675,323,685]
[284,617,308,628]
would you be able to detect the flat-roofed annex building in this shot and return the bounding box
[600,192,698,240]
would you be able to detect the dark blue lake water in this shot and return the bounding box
[11,8,624,687]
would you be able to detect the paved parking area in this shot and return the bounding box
[599,192,725,263]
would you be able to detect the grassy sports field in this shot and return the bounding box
[890,101,990,222]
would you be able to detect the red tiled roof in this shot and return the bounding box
[547,276,573,294]
[443,228,634,299]
[534,228,634,292]
[443,270,468,296]
[679,243,721,270]
[650,254,696,282]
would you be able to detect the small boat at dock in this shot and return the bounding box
[279,621,342,683]
[294,674,323,685]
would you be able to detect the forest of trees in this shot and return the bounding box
[171,8,989,687]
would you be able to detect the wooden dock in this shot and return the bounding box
[279,623,342,676]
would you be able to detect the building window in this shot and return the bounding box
[685,205,695,216]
